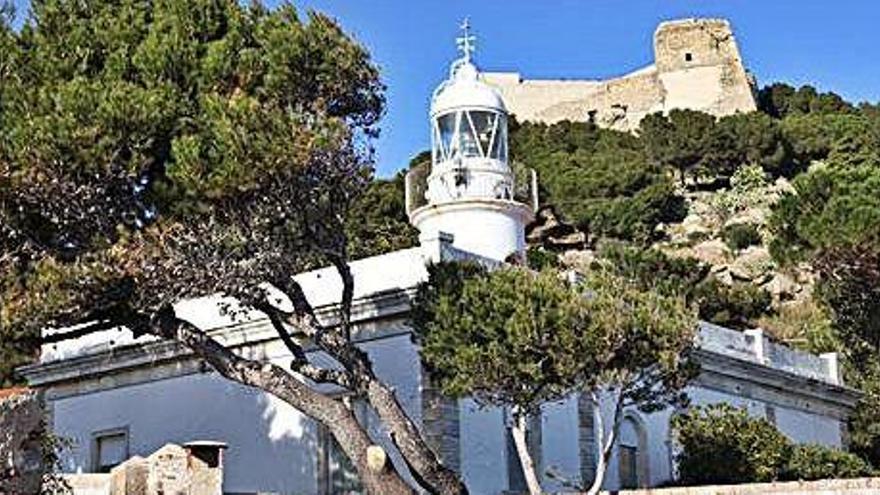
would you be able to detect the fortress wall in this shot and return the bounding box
[480,73,603,123]
[654,18,757,117]
[483,18,757,131]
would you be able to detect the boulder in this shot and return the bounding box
[687,239,731,266]
[729,246,774,282]
[724,207,767,228]
[560,249,596,270]
[526,206,587,250]
[763,272,800,302]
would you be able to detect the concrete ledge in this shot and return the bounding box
[594,477,880,495]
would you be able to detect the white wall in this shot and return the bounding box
[51,332,425,495]
[540,396,580,492]
[459,399,509,494]
[46,329,848,495]
[53,373,321,495]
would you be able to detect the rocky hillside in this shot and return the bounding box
[655,167,813,308]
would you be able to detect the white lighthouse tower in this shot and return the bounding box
[407,20,535,262]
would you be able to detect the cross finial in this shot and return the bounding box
[456,17,476,63]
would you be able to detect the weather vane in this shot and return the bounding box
[456,17,476,62]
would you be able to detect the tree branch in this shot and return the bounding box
[327,253,355,341]
[268,275,468,495]
[151,305,413,495]
[254,299,354,390]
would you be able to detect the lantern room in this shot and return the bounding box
[407,19,536,263]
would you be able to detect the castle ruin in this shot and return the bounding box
[482,18,757,130]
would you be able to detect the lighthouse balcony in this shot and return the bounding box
[404,161,539,216]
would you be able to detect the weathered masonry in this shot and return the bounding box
[482,18,757,130]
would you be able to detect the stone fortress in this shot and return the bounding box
[482,18,757,130]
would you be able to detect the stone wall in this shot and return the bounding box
[482,18,756,131]
[0,389,45,494]
[64,442,225,495]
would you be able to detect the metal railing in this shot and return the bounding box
[405,162,538,215]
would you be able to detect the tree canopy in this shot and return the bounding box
[0,3,472,494]
[1,0,385,383]
[412,261,697,493]
[509,119,685,243]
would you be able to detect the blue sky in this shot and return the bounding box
[12,1,880,176]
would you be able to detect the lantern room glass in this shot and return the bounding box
[433,110,507,163]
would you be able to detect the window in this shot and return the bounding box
[685,52,693,62]
[433,110,507,163]
[436,112,457,161]
[92,428,128,473]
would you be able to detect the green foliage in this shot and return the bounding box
[595,242,771,330]
[784,444,874,481]
[412,262,697,414]
[709,164,772,223]
[722,223,762,251]
[781,114,880,170]
[673,404,792,485]
[525,247,560,270]
[510,119,685,243]
[641,110,790,181]
[346,172,418,260]
[641,109,715,182]
[758,83,855,119]
[712,112,791,177]
[1,0,385,383]
[769,161,880,264]
[757,299,841,355]
[692,278,772,330]
[674,404,872,485]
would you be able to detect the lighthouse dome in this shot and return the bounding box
[430,60,506,117]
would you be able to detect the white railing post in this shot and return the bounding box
[744,328,766,364]
[820,352,841,385]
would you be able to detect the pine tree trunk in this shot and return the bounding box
[586,391,625,495]
[510,408,542,495]
[166,318,415,495]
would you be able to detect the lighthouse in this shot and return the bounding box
[407,20,535,262]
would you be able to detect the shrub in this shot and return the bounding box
[510,120,685,243]
[693,278,772,330]
[783,445,874,481]
[768,161,880,265]
[526,247,559,270]
[673,404,791,485]
[757,300,841,354]
[722,223,762,251]
[783,444,874,481]
[710,164,770,223]
[594,243,772,329]
[345,171,419,259]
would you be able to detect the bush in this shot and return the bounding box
[510,120,685,243]
[709,164,770,224]
[673,404,791,485]
[722,223,762,251]
[768,161,880,265]
[784,444,874,481]
[693,278,772,330]
[345,171,419,259]
[526,247,559,270]
[757,299,841,354]
[594,243,772,330]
